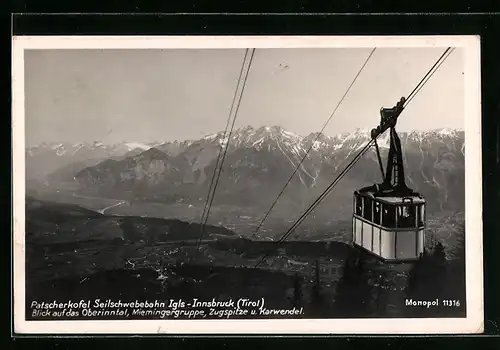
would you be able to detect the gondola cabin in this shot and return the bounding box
[352,190,425,261]
[352,97,426,262]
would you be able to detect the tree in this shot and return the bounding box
[405,241,448,316]
[406,250,429,298]
[332,251,373,317]
[432,242,447,296]
[292,273,303,309]
[374,271,389,315]
[308,260,325,317]
[451,223,466,262]
[441,224,466,315]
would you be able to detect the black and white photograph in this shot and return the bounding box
[12,36,483,334]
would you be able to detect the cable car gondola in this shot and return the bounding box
[352,97,426,262]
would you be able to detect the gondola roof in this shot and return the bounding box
[355,189,425,205]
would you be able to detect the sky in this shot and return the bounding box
[24,47,464,146]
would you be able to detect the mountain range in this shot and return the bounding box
[26,125,465,219]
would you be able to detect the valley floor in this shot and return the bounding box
[24,194,466,320]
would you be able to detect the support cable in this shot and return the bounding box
[253,46,454,268]
[252,48,377,238]
[195,48,256,254]
[404,47,454,108]
[197,49,249,243]
[254,140,373,268]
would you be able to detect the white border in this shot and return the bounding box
[12,35,483,334]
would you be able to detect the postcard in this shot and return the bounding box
[12,35,483,334]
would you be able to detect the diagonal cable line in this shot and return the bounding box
[195,49,250,251]
[405,47,451,103]
[254,141,373,268]
[404,47,454,109]
[279,142,373,242]
[253,46,455,269]
[251,47,377,237]
[196,48,256,254]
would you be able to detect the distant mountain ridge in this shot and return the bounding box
[26,141,160,180]
[26,125,465,219]
[57,126,465,215]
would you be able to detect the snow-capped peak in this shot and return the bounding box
[333,128,370,145]
[50,143,64,150]
[203,133,220,141]
[436,128,457,137]
[253,125,302,140]
[124,142,153,151]
[408,128,463,140]
[281,129,301,139]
